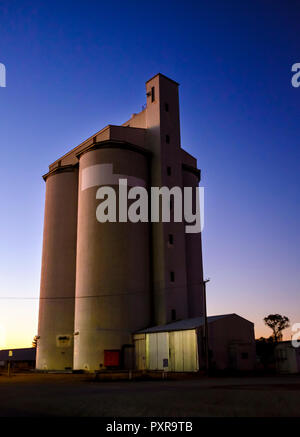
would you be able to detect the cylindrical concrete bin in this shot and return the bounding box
[182,167,204,318]
[74,145,151,371]
[36,166,78,370]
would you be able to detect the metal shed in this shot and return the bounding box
[133,314,255,372]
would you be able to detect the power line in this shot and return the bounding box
[0,281,206,300]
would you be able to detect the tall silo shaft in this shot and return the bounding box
[73,145,151,371]
[36,166,78,370]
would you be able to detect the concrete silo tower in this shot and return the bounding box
[37,73,205,372]
[36,165,78,370]
[124,74,204,323]
[144,74,190,324]
[73,143,151,371]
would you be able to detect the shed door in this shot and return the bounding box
[157,332,169,370]
[170,331,183,371]
[169,330,198,372]
[146,333,169,370]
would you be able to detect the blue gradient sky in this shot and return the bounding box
[0,0,299,348]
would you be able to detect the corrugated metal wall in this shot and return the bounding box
[134,330,199,372]
[169,330,198,371]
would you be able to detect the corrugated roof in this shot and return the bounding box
[0,347,36,361]
[136,314,235,334]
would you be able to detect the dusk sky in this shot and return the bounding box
[0,0,299,348]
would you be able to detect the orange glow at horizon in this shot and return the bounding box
[0,301,295,350]
[0,300,39,350]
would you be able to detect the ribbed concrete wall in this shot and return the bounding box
[36,167,78,370]
[73,146,151,371]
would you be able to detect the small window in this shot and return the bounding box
[171,309,176,321]
[151,86,155,102]
[168,234,174,245]
[170,271,175,282]
[167,166,171,176]
[165,103,169,112]
[166,134,170,144]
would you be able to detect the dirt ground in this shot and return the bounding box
[0,372,299,417]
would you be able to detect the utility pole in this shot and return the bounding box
[202,279,210,374]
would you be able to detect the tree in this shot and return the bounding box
[263,314,290,342]
[32,336,38,348]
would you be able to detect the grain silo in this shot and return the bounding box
[73,145,151,371]
[36,166,78,370]
[36,73,210,372]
